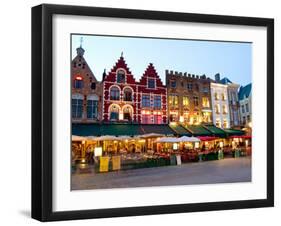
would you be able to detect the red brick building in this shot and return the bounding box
[71,46,102,123]
[138,63,167,124]
[102,55,167,124]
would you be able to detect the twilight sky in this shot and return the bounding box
[71,34,252,86]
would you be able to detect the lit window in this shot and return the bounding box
[154,115,162,124]
[109,105,119,121]
[183,96,189,107]
[169,95,178,107]
[223,120,228,128]
[110,87,120,100]
[215,119,221,127]
[202,97,210,108]
[142,114,151,124]
[142,95,150,107]
[73,76,83,89]
[154,96,161,108]
[221,93,226,100]
[123,106,133,121]
[72,98,83,118]
[215,93,219,100]
[215,104,220,114]
[193,96,199,107]
[117,70,125,83]
[148,79,155,88]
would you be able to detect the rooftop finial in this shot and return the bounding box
[80,37,83,48]
[121,51,123,57]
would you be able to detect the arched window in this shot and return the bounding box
[123,88,132,101]
[72,94,83,118]
[73,76,83,89]
[116,70,125,83]
[110,87,120,100]
[109,105,120,121]
[87,95,99,119]
[123,105,133,121]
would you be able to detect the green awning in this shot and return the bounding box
[72,123,175,137]
[141,125,175,136]
[204,125,227,138]
[100,124,142,136]
[224,129,245,136]
[169,124,192,136]
[185,125,212,136]
[72,123,101,136]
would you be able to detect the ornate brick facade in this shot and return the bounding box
[102,56,167,124]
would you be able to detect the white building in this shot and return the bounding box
[210,82,230,128]
[219,77,240,127]
[238,83,252,126]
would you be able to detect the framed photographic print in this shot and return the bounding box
[31,4,274,221]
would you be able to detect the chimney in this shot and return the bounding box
[215,73,220,82]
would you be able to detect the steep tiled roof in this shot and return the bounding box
[238,83,252,100]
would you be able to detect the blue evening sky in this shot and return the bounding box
[71,34,252,86]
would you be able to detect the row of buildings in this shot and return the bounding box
[72,45,252,129]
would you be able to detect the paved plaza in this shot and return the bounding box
[71,157,251,190]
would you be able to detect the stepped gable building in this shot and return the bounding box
[102,55,168,124]
[138,63,167,124]
[71,45,102,123]
[166,70,213,125]
[103,54,138,123]
[217,74,241,127]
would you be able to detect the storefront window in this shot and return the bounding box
[109,105,119,121]
[142,114,151,124]
[154,115,162,124]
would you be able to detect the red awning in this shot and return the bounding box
[230,135,252,139]
[197,136,220,141]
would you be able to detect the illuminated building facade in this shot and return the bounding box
[102,55,167,124]
[218,75,241,127]
[166,70,213,125]
[210,82,230,128]
[71,45,103,123]
[138,63,167,124]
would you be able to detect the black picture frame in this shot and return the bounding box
[32,4,274,222]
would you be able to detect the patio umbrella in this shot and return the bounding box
[156,137,179,143]
[178,136,200,142]
[88,135,121,141]
[72,135,87,141]
[137,133,165,138]
[197,136,219,141]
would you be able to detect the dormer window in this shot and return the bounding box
[117,70,125,83]
[74,76,83,89]
[148,79,155,88]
